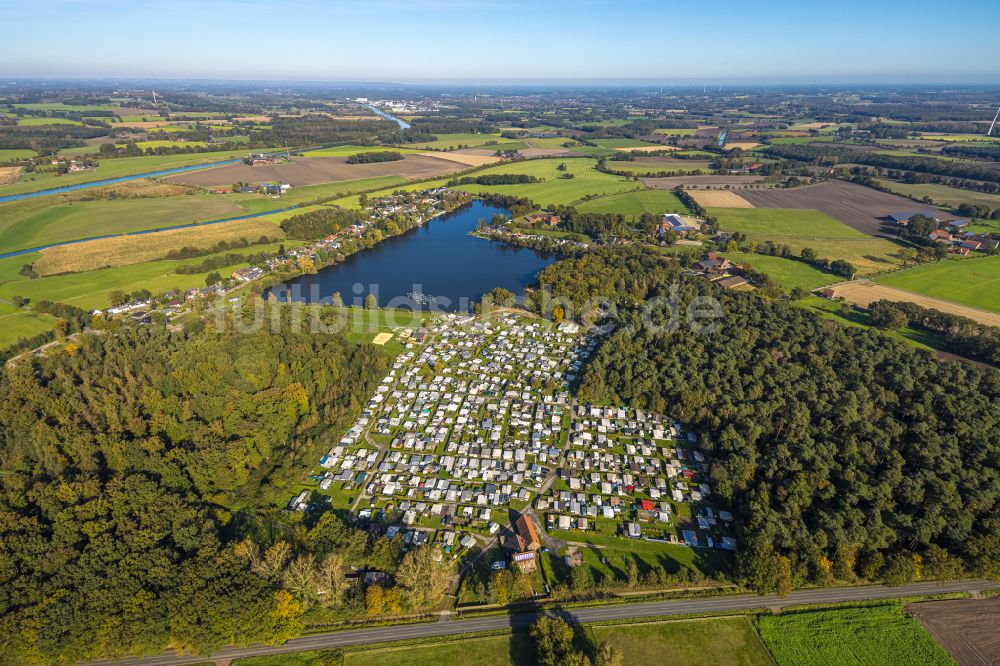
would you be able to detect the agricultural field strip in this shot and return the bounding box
[826,281,1000,326]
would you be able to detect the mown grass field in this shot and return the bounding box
[524,137,575,149]
[0,149,250,196]
[590,618,772,666]
[17,117,83,126]
[726,252,837,291]
[796,295,944,352]
[708,207,903,275]
[228,175,407,214]
[757,603,954,666]
[872,179,1000,211]
[0,302,58,349]
[401,133,506,150]
[575,188,688,217]
[875,255,1000,313]
[0,149,37,163]
[545,529,731,577]
[0,242,295,311]
[32,218,284,275]
[652,127,698,136]
[298,145,425,158]
[344,634,532,666]
[0,194,249,255]
[606,158,714,174]
[590,138,661,149]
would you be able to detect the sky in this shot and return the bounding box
[2,0,999,83]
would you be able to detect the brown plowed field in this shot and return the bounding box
[907,596,1000,666]
[740,180,951,237]
[164,154,464,188]
[642,175,766,188]
[825,281,1000,327]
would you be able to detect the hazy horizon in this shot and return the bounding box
[2,0,999,83]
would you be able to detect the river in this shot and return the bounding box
[265,201,555,312]
[365,104,411,130]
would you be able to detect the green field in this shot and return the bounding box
[605,158,714,174]
[546,529,731,577]
[525,137,575,149]
[796,295,945,352]
[345,634,532,666]
[590,138,661,149]
[726,252,837,291]
[757,603,953,666]
[590,618,772,666]
[0,149,250,196]
[0,302,58,349]
[875,255,1000,313]
[575,188,688,217]
[0,242,293,311]
[14,103,116,112]
[401,133,506,150]
[298,145,425,158]
[16,117,84,127]
[652,128,698,136]
[0,195,249,255]
[0,149,37,163]
[333,158,638,209]
[708,207,903,275]
[873,179,1000,211]
[124,140,211,150]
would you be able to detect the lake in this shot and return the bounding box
[266,201,555,312]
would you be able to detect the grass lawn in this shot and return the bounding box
[726,253,837,291]
[344,634,533,666]
[757,603,953,666]
[229,176,408,213]
[0,302,58,349]
[797,296,945,352]
[708,207,903,275]
[0,150,250,197]
[575,189,688,218]
[400,133,507,150]
[124,140,210,150]
[525,137,575,149]
[590,617,772,666]
[0,195,249,255]
[232,650,343,666]
[872,179,1000,211]
[875,256,1000,313]
[0,149,37,163]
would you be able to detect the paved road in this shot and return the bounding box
[83,579,994,666]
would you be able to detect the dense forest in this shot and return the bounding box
[544,249,1000,593]
[0,322,400,663]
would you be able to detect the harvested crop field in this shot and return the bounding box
[688,190,754,208]
[32,218,283,275]
[723,142,762,150]
[419,151,501,166]
[165,154,464,188]
[740,180,950,237]
[643,175,765,189]
[823,280,1000,327]
[0,167,21,185]
[907,596,1000,666]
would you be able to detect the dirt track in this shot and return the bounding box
[826,281,1000,327]
[740,180,951,237]
[907,596,1000,666]
[164,154,464,187]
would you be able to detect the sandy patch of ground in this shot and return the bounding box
[0,166,22,185]
[420,152,502,166]
[615,145,680,153]
[723,142,762,151]
[165,154,464,188]
[371,332,394,346]
[824,281,1000,328]
[687,190,754,208]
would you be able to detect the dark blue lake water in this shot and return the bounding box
[265,201,555,312]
